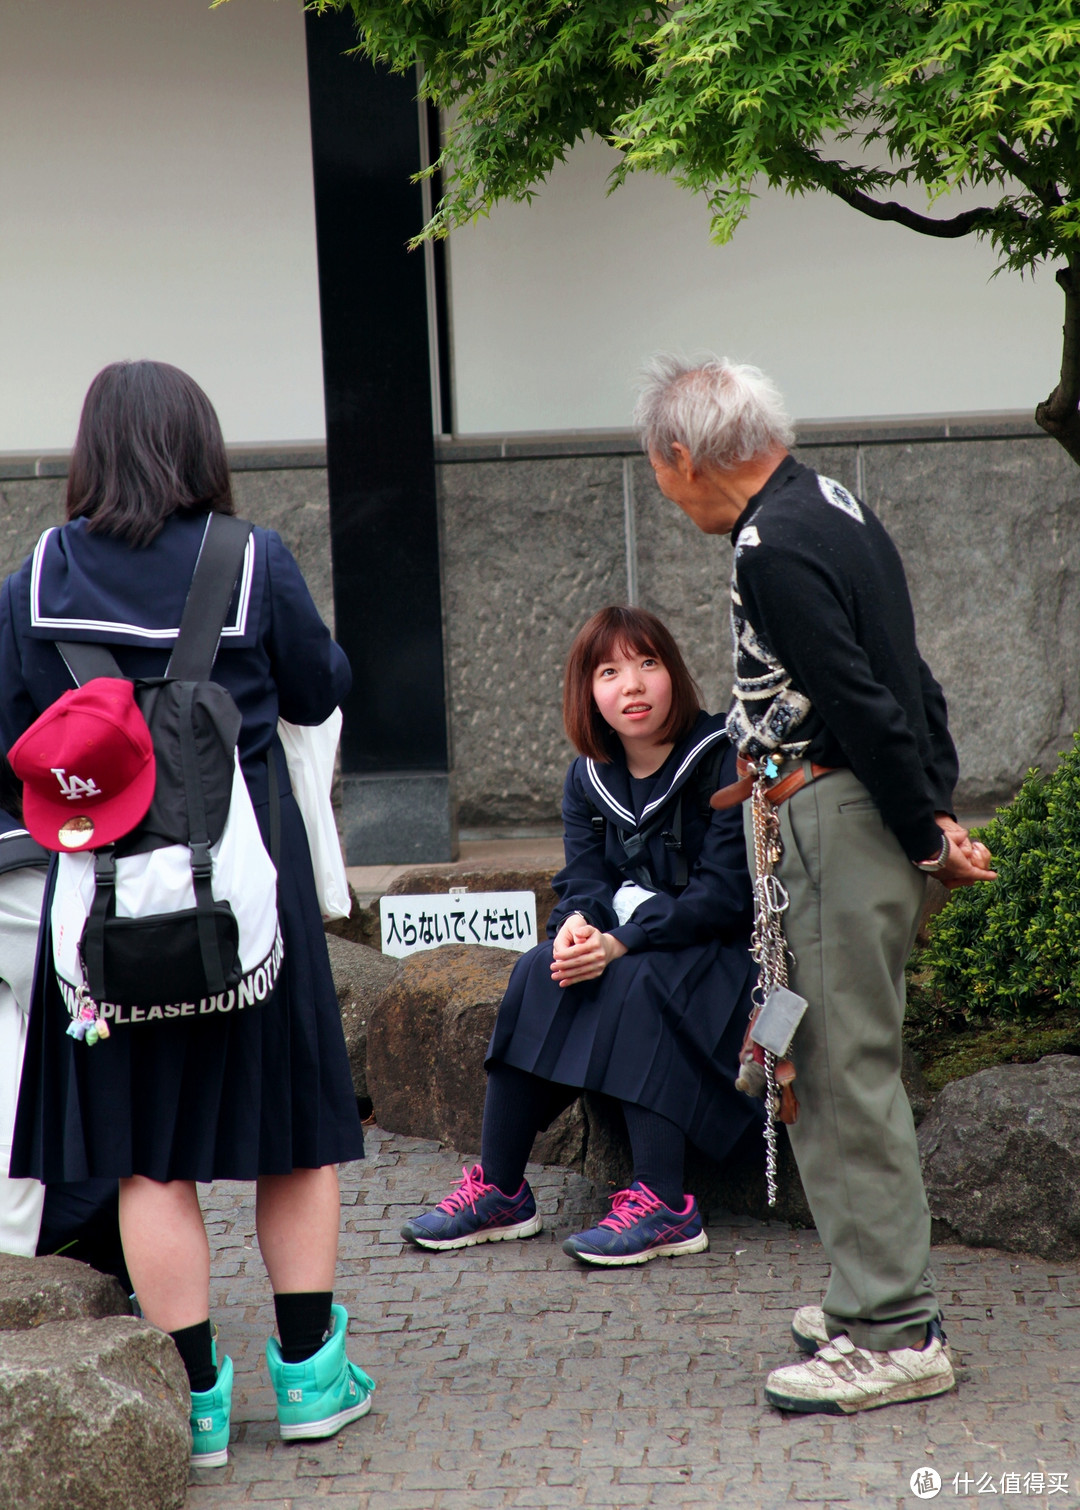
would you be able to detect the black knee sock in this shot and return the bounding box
[274,1291,333,1364]
[621,1102,686,1211]
[170,1319,217,1394]
[480,1064,573,1196]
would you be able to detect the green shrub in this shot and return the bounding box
[916,735,1080,1038]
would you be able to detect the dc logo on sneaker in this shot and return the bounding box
[196,1416,213,1432]
[287,1388,303,1402]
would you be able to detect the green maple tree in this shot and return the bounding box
[313,0,1080,460]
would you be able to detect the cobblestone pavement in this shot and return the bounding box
[186,1126,1080,1510]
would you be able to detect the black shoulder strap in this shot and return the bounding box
[55,514,253,688]
[55,641,124,688]
[167,515,253,682]
[0,828,49,875]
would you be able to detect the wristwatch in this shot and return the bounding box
[913,833,950,873]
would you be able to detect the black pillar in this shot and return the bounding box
[305,9,455,863]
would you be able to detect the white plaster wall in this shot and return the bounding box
[447,135,1063,433]
[0,0,324,452]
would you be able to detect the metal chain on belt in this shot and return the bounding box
[749,766,790,1207]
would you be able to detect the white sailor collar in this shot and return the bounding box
[583,716,730,832]
[25,516,258,649]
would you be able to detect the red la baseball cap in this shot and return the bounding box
[9,679,156,852]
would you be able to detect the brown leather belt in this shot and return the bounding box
[710,756,837,811]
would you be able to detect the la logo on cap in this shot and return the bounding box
[52,769,104,802]
[9,678,157,853]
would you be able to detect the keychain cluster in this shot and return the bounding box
[734,754,802,1207]
[66,980,111,1046]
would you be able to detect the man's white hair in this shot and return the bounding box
[634,354,794,471]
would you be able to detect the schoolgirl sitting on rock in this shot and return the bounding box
[402,606,760,1265]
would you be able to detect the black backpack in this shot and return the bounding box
[586,742,728,890]
[47,515,283,1034]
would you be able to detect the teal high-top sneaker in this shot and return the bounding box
[265,1303,374,1441]
[189,1352,233,1468]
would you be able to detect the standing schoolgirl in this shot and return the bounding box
[402,606,759,1263]
[0,361,372,1465]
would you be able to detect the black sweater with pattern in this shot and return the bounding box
[726,456,957,863]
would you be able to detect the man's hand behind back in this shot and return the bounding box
[933,814,997,888]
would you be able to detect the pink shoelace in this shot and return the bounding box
[598,1184,663,1232]
[436,1163,492,1214]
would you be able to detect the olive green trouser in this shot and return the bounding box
[746,766,938,1351]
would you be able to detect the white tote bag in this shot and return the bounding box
[277,710,351,921]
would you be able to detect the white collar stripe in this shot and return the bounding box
[585,760,636,825]
[29,527,255,640]
[638,730,728,820]
[586,728,727,828]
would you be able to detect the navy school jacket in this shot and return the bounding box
[549,711,754,954]
[0,513,351,804]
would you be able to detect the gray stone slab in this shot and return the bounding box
[341,772,457,865]
[0,478,65,581]
[865,436,1080,808]
[630,455,734,716]
[230,467,333,633]
[438,455,627,827]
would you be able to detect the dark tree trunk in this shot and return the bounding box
[1036,258,1080,467]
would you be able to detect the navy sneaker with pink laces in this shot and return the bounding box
[562,1182,709,1266]
[400,1164,543,1250]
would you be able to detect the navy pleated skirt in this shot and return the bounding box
[487,935,761,1162]
[11,792,364,1183]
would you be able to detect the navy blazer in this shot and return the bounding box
[549,712,753,953]
[0,512,351,804]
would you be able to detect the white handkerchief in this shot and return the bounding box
[613,880,656,926]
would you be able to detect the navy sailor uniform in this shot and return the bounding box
[488,712,760,1162]
[0,512,364,1182]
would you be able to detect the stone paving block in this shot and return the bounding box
[184,1124,1080,1510]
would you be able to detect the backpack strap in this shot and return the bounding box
[177,681,228,995]
[167,515,253,682]
[55,642,124,687]
[0,827,49,875]
[606,738,731,891]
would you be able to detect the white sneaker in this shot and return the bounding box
[765,1332,955,1414]
[791,1305,828,1354]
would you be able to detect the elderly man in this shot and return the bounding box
[636,355,994,1415]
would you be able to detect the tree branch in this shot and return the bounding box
[992,137,1062,207]
[826,182,1002,238]
[1036,259,1080,464]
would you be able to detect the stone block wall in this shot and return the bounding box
[0,449,334,629]
[440,419,1080,826]
[3,417,1077,830]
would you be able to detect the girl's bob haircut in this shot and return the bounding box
[67,360,234,548]
[563,606,701,761]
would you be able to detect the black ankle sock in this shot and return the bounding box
[621,1101,686,1212]
[274,1291,333,1364]
[170,1319,217,1394]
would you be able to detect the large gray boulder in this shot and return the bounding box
[366,943,584,1165]
[918,1053,1080,1260]
[0,1315,190,1510]
[0,1252,131,1331]
[325,933,401,1101]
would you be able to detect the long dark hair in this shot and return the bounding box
[562,605,701,760]
[66,361,234,547]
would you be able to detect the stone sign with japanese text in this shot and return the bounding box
[379,891,538,959]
